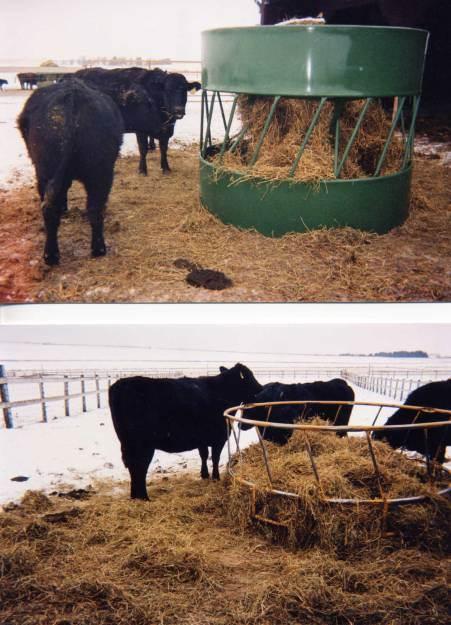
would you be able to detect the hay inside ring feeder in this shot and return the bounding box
[224,400,451,553]
[200,26,429,235]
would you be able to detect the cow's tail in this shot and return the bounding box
[41,90,76,213]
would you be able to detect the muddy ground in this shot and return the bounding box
[0,143,450,303]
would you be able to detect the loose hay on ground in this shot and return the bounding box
[228,423,451,555]
[0,143,449,302]
[0,474,450,625]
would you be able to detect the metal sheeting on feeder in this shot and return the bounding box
[202,26,429,98]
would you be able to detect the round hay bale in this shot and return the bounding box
[227,423,451,556]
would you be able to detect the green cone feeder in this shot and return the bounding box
[199,26,429,235]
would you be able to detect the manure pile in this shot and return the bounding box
[229,424,451,554]
[0,474,450,625]
[211,96,404,182]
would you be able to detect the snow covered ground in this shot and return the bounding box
[0,383,396,506]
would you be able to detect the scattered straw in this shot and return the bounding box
[0,142,449,302]
[0,475,449,625]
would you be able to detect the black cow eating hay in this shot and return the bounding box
[109,363,262,500]
[372,379,451,463]
[240,378,355,445]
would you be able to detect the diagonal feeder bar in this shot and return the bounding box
[201,91,216,158]
[374,96,406,177]
[219,94,239,159]
[249,95,281,166]
[289,97,328,177]
[335,97,373,178]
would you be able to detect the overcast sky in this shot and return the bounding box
[1,305,450,368]
[0,0,260,61]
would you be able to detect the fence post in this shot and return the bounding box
[0,364,13,429]
[64,376,70,416]
[95,373,101,409]
[394,379,399,400]
[81,374,87,412]
[38,377,48,423]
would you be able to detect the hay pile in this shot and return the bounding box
[229,423,451,554]
[1,147,450,302]
[213,96,404,182]
[1,477,450,625]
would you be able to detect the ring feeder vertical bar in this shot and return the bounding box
[199,90,206,153]
[365,432,385,499]
[256,427,274,488]
[200,26,428,235]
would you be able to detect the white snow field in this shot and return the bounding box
[0,383,397,505]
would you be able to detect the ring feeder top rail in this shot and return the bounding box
[224,400,451,511]
[199,26,430,235]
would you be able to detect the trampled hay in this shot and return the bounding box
[0,143,449,302]
[0,462,450,625]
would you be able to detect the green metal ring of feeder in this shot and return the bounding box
[199,26,429,235]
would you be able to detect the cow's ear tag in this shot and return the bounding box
[240,371,244,379]
[190,87,198,95]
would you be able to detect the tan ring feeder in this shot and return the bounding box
[224,400,451,545]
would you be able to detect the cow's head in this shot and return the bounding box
[219,363,262,404]
[163,73,201,119]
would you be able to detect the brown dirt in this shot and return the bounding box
[0,145,449,303]
[0,477,449,625]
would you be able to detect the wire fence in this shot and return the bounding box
[2,364,449,429]
[341,369,446,402]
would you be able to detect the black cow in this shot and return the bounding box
[0,79,8,90]
[17,78,123,265]
[17,72,38,89]
[74,67,201,175]
[241,378,355,445]
[372,380,451,463]
[109,363,262,500]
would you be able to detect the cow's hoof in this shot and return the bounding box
[212,474,220,481]
[200,471,209,480]
[162,168,171,175]
[92,246,107,258]
[138,170,148,176]
[44,253,60,266]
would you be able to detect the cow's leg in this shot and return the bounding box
[128,448,155,500]
[198,446,209,479]
[211,443,223,481]
[159,135,171,174]
[84,172,113,258]
[40,176,67,266]
[136,132,148,175]
[148,135,156,152]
